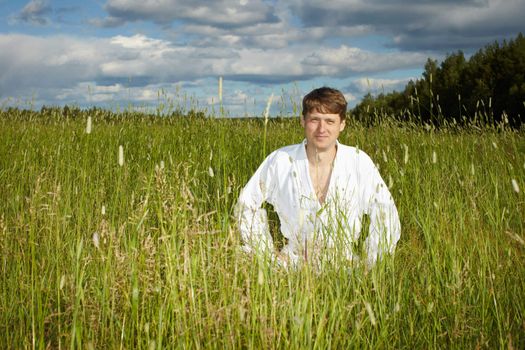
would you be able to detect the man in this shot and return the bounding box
[235,87,400,268]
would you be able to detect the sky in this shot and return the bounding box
[1,0,524,116]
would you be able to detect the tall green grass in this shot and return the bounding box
[0,109,524,348]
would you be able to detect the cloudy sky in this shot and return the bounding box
[1,0,524,116]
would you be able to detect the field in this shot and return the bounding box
[1,108,524,349]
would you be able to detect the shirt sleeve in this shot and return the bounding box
[235,153,277,256]
[359,154,401,266]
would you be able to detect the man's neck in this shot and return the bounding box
[305,144,337,167]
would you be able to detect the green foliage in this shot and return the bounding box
[353,33,525,127]
[0,109,524,348]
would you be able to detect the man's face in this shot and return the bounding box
[301,112,345,152]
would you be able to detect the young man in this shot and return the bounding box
[236,87,400,268]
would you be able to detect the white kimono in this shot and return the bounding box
[235,140,401,267]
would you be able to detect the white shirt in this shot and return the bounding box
[235,140,401,267]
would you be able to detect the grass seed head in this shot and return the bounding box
[427,302,434,313]
[86,116,92,134]
[238,305,246,322]
[208,166,215,178]
[257,268,264,285]
[364,302,377,326]
[92,232,100,249]
[118,145,124,166]
[511,179,520,193]
[218,76,223,103]
[264,93,274,124]
[432,151,437,164]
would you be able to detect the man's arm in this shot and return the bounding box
[359,155,401,266]
[235,153,277,256]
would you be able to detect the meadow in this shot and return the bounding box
[0,107,524,349]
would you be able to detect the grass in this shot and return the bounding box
[0,108,524,348]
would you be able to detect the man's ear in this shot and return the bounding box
[340,119,346,131]
[300,116,305,127]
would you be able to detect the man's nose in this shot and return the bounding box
[317,120,326,132]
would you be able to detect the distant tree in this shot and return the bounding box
[434,51,466,120]
[352,33,525,127]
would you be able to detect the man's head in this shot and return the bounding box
[302,87,347,121]
[300,87,347,152]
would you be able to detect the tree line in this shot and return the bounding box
[352,33,525,127]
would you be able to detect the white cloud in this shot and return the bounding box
[0,33,427,96]
[228,89,251,106]
[351,78,414,94]
[56,82,127,103]
[99,0,278,28]
[55,81,203,108]
[205,89,250,106]
[11,0,51,26]
[0,32,429,112]
[289,0,525,51]
[177,17,372,51]
[87,16,125,28]
[301,46,428,74]
[344,93,357,103]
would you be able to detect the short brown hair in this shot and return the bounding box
[302,87,347,121]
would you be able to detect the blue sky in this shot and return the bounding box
[1,0,524,116]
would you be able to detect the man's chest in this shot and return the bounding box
[308,163,333,204]
[272,160,359,209]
